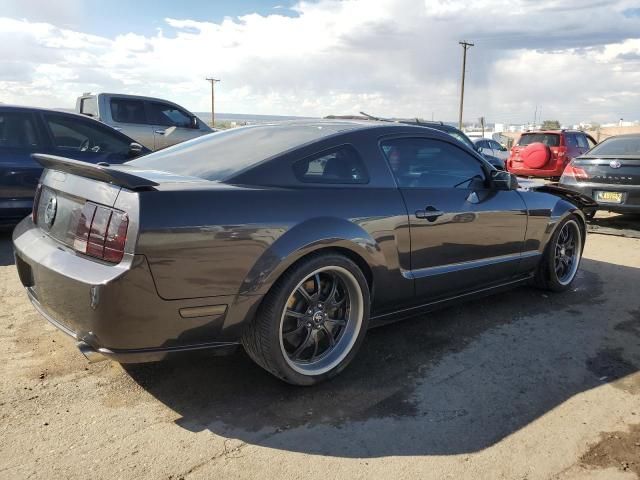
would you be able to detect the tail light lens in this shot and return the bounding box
[553,146,567,159]
[561,163,589,182]
[32,184,43,223]
[72,202,128,263]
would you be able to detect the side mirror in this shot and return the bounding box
[128,142,144,157]
[190,116,199,129]
[491,170,518,190]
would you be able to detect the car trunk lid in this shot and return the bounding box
[572,156,640,185]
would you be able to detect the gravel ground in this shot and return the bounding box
[0,225,639,480]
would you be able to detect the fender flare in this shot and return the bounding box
[238,217,385,297]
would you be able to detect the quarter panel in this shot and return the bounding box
[135,186,411,312]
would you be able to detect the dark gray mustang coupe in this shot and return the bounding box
[13,121,596,385]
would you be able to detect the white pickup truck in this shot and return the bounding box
[76,93,213,151]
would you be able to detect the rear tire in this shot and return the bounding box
[533,215,583,292]
[242,253,370,386]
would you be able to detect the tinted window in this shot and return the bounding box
[588,136,640,156]
[44,114,130,154]
[565,133,578,147]
[0,112,39,149]
[576,134,589,149]
[447,131,475,150]
[80,97,98,117]
[129,123,359,181]
[489,140,503,150]
[110,98,146,124]
[381,138,485,188]
[148,102,193,128]
[293,145,368,184]
[518,133,560,147]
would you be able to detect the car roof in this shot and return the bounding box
[0,104,145,146]
[1,104,93,119]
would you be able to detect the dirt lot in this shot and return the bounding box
[1,217,639,480]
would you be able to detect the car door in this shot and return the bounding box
[107,97,155,150]
[381,136,528,301]
[146,101,203,150]
[0,110,45,218]
[41,113,134,165]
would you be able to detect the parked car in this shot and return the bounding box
[396,119,506,170]
[0,105,149,226]
[507,130,596,179]
[559,133,640,216]
[13,121,595,385]
[76,93,213,151]
[473,138,509,169]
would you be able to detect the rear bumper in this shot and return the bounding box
[557,182,640,213]
[13,217,259,363]
[507,159,566,178]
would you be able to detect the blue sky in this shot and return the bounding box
[1,0,640,124]
[2,0,298,37]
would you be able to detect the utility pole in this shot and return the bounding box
[458,40,474,130]
[205,77,220,127]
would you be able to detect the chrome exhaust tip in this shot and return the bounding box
[76,341,107,363]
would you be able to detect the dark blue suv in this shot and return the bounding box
[0,106,149,226]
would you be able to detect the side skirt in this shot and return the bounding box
[368,275,533,328]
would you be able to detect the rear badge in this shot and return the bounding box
[609,160,622,169]
[43,194,57,228]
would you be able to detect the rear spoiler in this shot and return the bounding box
[533,183,598,213]
[33,154,159,191]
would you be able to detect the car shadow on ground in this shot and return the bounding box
[0,232,15,266]
[124,257,640,458]
[588,213,640,239]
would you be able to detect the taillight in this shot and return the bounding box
[72,202,128,263]
[561,163,589,182]
[32,184,43,223]
[554,147,567,159]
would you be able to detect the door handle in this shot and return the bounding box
[415,206,444,222]
[154,129,166,135]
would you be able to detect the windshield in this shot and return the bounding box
[518,133,560,147]
[128,123,357,181]
[587,136,640,156]
[447,131,475,150]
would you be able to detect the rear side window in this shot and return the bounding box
[148,102,193,128]
[381,137,485,189]
[518,133,560,147]
[565,133,578,147]
[80,97,98,117]
[110,98,146,124]
[0,112,39,149]
[576,134,590,149]
[293,145,369,184]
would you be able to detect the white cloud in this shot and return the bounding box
[1,0,639,124]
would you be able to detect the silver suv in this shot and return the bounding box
[76,93,213,151]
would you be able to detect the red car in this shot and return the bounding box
[507,130,596,179]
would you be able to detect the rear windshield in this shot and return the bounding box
[518,133,560,147]
[128,123,356,181]
[587,136,640,156]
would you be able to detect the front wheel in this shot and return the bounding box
[242,253,370,385]
[533,215,584,292]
